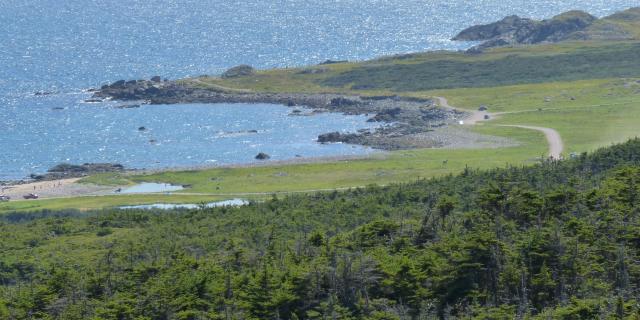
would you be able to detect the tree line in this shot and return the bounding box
[2,139,640,319]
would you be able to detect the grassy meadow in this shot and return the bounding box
[427,78,640,153]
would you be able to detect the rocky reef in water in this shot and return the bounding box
[28,163,125,181]
[455,7,640,51]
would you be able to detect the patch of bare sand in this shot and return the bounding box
[1,178,116,200]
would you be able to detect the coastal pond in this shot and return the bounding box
[119,198,249,210]
[119,183,185,194]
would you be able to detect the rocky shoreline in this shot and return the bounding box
[1,163,126,186]
[92,79,467,150]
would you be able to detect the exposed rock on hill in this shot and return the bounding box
[525,11,597,42]
[454,8,640,50]
[454,10,596,50]
[221,65,256,78]
[453,15,539,42]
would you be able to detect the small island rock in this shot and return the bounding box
[255,152,271,160]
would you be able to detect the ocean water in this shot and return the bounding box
[1,0,637,180]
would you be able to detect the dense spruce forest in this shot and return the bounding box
[3,140,640,319]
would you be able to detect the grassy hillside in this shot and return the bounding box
[3,139,640,318]
[322,43,640,91]
[582,7,640,40]
[194,41,640,94]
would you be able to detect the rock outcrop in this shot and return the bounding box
[255,153,271,160]
[317,132,344,143]
[30,163,125,181]
[221,65,256,79]
[453,15,539,42]
[454,10,598,50]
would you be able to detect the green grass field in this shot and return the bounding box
[425,78,640,113]
[427,78,640,152]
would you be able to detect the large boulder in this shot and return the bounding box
[317,132,361,145]
[317,132,343,143]
[221,65,256,79]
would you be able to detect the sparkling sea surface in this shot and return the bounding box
[0,0,637,180]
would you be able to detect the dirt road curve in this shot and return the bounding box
[435,96,489,125]
[500,125,564,159]
[435,96,564,159]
